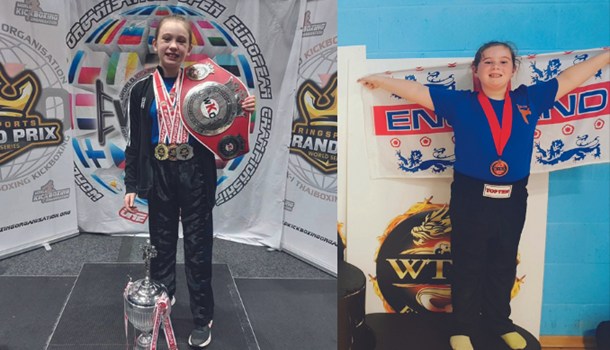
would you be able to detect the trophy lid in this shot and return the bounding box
[125,240,168,307]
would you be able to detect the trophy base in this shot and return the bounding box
[135,332,153,350]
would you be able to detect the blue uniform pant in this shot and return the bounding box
[449,171,528,336]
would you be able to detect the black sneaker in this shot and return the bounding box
[188,322,212,348]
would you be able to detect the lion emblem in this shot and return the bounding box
[535,135,601,165]
[530,58,562,83]
[397,148,455,174]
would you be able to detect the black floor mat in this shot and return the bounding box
[48,263,257,350]
[0,276,75,350]
[235,278,337,350]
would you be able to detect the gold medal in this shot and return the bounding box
[490,159,509,177]
[154,144,169,161]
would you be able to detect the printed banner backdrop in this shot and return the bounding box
[67,0,305,247]
[281,0,338,274]
[339,46,549,336]
[0,0,78,258]
[363,48,610,179]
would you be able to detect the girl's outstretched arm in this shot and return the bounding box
[556,50,610,101]
[358,74,435,110]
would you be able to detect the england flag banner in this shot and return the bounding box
[362,48,610,179]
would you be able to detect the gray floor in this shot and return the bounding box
[0,233,333,279]
[236,278,337,350]
[0,233,336,350]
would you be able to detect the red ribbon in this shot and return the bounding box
[477,88,513,157]
[149,293,178,350]
[153,69,188,144]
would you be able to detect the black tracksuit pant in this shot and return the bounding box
[449,171,529,336]
[148,151,214,328]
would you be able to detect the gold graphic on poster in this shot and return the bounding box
[290,72,337,174]
[0,65,63,165]
[372,197,523,314]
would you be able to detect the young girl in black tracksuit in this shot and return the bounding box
[123,15,255,348]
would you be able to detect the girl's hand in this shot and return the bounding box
[124,193,137,213]
[241,95,256,113]
[357,76,381,90]
[357,74,435,110]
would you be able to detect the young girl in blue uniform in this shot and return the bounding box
[122,15,255,348]
[359,42,610,350]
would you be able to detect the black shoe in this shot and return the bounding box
[188,322,212,348]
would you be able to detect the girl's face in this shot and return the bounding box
[474,45,515,92]
[152,20,192,75]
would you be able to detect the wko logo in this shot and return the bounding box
[0,65,63,165]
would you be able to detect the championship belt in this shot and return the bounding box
[180,58,251,160]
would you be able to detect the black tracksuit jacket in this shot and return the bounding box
[123,66,217,206]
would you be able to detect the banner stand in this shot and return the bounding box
[0,230,79,261]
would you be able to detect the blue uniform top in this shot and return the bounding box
[429,78,558,183]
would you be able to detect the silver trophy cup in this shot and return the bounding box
[124,241,169,349]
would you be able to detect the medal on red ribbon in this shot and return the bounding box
[478,88,512,177]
